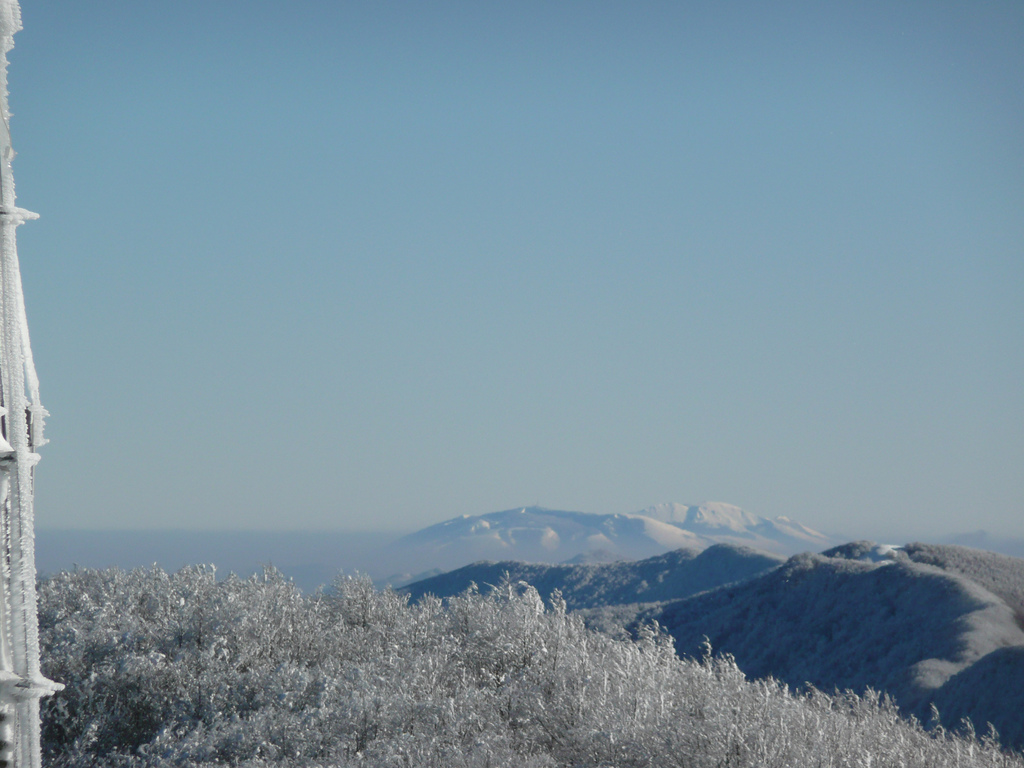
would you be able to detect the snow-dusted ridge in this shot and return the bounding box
[401,542,786,610]
[401,536,1024,750]
[643,542,1024,748]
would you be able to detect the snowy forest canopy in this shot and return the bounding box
[38,566,1023,768]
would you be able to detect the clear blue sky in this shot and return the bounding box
[8,1,1023,538]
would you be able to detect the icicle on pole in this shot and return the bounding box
[0,2,63,767]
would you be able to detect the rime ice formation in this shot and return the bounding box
[0,2,62,766]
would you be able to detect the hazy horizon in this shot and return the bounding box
[34,503,1024,595]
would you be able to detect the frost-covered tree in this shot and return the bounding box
[36,566,1024,768]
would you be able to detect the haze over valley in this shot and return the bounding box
[37,501,1023,593]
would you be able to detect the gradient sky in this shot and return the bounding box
[7,1,1022,539]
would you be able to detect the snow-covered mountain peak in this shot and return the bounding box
[642,502,762,532]
[639,502,832,553]
[687,502,762,532]
[388,502,833,576]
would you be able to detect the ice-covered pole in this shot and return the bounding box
[0,2,62,767]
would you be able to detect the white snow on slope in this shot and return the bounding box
[640,501,832,554]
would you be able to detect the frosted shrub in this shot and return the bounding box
[37,567,1023,768]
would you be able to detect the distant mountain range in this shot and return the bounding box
[639,502,831,552]
[402,540,1024,749]
[34,505,1024,594]
[385,502,832,582]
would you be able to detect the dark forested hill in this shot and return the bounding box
[401,543,784,609]
[928,645,1024,748]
